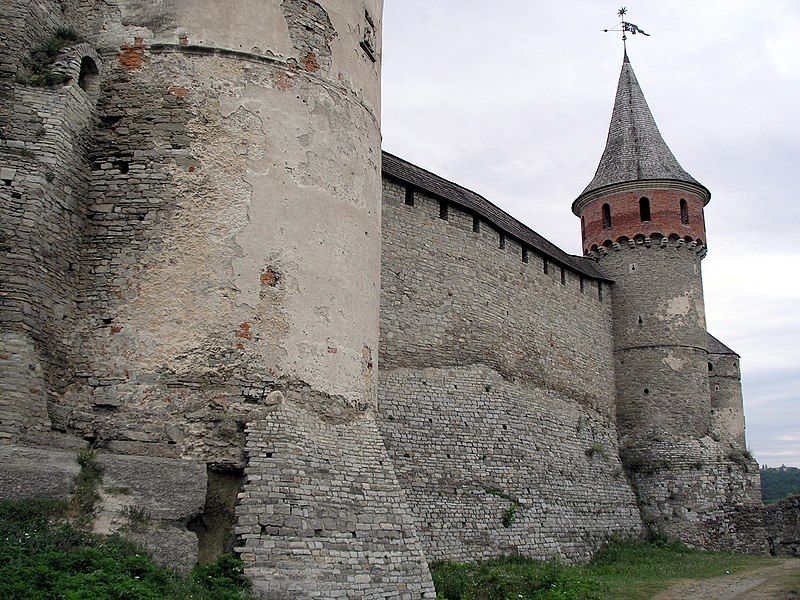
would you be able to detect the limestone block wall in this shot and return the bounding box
[237,400,434,599]
[0,0,97,444]
[2,1,436,595]
[380,178,616,417]
[378,177,643,562]
[709,351,746,448]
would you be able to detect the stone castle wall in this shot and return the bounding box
[709,351,747,448]
[377,176,644,563]
[0,0,96,445]
[595,239,763,553]
[0,1,789,593]
[1,1,436,597]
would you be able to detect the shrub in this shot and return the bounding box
[17,27,81,87]
[0,499,251,599]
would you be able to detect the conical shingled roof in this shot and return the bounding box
[579,52,704,199]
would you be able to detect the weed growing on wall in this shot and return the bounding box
[585,443,607,460]
[16,27,81,87]
[484,488,522,528]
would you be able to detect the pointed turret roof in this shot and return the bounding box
[574,53,709,211]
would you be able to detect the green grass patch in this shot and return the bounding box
[0,499,251,599]
[431,541,777,600]
[70,448,103,524]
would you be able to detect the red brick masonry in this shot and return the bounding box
[580,188,706,253]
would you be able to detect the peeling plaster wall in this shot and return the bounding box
[378,178,643,563]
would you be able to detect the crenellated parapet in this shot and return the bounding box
[575,180,710,257]
[586,232,708,260]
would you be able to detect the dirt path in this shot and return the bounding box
[654,559,800,600]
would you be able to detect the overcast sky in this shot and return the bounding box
[381,0,800,467]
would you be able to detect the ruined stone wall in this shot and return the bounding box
[709,351,746,448]
[378,177,643,563]
[0,1,99,445]
[764,495,800,557]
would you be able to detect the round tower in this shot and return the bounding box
[573,52,762,549]
[574,51,712,443]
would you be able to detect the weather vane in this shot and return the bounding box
[603,7,650,51]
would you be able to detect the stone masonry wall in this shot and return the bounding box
[2,1,436,595]
[378,177,644,562]
[0,1,98,445]
[595,239,763,552]
[709,352,746,448]
[764,495,800,557]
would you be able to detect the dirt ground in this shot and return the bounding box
[654,559,800,600]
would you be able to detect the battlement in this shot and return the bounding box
[586,232,708,259]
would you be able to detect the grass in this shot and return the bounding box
[70,448,103,524]
[0,499,252,599]
[431,540,777,600]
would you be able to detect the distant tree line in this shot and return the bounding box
[760,465,800,504]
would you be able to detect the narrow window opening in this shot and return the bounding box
[439,200,448,220]
[579,277,585,293]
[522,248,529,263]
[543,259,548,275]
[499,233,506,249]
[560,267,566,285]
[598,282,603,301]
[639,197,651,222]
[602,203,612,229]
[643,388,650,395]
[680,199,689,224]
[472,215,480,233]
[404,186,414,206]
[78,56,99,93]
[708,362,714,372]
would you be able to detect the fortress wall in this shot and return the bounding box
[623,439,765,554]
[598,242,763,552]
[0,1,98,444]
[764,495,800,557]
[1,2,435,594]
[709,352,746,448]
[380,178,615,416]
[378,177,643,562]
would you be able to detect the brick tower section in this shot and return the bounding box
[574,53,763,552]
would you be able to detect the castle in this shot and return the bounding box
[1,2,797,598]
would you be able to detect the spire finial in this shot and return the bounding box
[603,7,650,58]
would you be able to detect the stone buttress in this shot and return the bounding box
[573,51,763,552]
[0,1,434,596]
